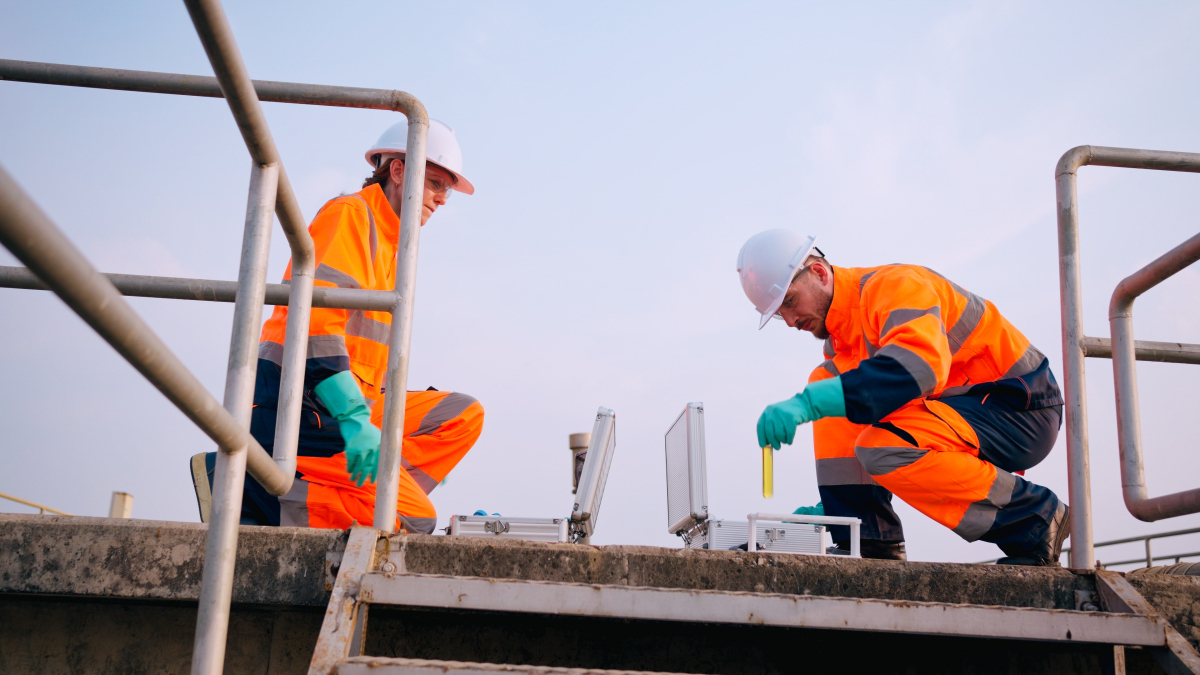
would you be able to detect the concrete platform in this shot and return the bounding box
[2,514,1199,674]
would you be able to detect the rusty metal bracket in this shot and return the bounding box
[309,526,381,675]
[1095,569,1200,675]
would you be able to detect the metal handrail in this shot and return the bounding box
[1054,145,1200,569]
[0,491,72,516]
[1,1,431,672]
[0,267,397,312]
[977,526,1200,567]
[1110,232,1200,521]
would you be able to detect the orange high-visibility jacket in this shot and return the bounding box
[259,184,396,423]
[820,265,1062,424]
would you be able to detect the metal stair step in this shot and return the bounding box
[356,572,1166,646]
[337,657,695,675]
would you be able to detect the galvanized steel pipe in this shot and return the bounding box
[0,164,287,492]
[1055,145,1200,568]
[1110,231,1200,521]
[0,265,396,311]
[373,113,429,534]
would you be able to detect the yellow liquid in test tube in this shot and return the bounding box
[762,445,774,498]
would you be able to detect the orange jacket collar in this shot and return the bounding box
[358,183,401,244]
[824,265,863,346]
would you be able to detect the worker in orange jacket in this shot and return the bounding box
[738,230,1068,565]
[232,120,484,533]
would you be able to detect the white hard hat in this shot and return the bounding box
[364,119,475,195]
[736,229,820,329]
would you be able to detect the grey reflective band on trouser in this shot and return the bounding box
[933,384,974,398]
[820,359,840,377]
[412,393,479,437]
[314,263,361,290]
[947,291,986,354]
[346,310,391,345]
[953,469,1017,542]
[877,343,938,396]
[278,478,310,527]
[259,335,352,365]
[855,446,930,477]
[399,515,437,535]
[1003,344,1046,379]
[816,456,878,486]
[881,306,942,339]
[402,459,439,495]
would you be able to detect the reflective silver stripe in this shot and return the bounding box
[349,195,378,262]
[946,291,986,354]
[308,334,350,359]
[953,469,1017,542]
[259,340,284,365]
[863,330,879,358]
[823,338,835,359]
[413,392,479,437]
[315,263,361,289]
[1003,344,1045,379]
[346,310,391,345]
[402,459,439,494]
[816,456,877,486]
[933,384,974,399]
[881,306,942,338]
[278,477,310,527]
[820,359,840,377]
[854,446,929,477]
[261,335,349,362]
[858,271,877,296]
[399,515,438,535]
[877,344,938,396]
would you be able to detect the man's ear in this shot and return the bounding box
[814,260,833,287]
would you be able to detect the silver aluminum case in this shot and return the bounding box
[448,515,569,543]
[570,407,617,537]
[664,403,709,534]
[686,519,825,554]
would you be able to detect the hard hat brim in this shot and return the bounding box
[755,238,819,330]
[363,150,475,196]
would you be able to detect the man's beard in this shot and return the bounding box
[799,285,834,340]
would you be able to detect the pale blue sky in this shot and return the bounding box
[2,1,1199,565]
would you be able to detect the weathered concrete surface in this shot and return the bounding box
[1,514,1091,608]
[1,514,1197,674]
[0,514,342,605]
[1132,575,1200,652]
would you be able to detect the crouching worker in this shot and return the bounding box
[233,120,484,533]
[737,230,1068,566]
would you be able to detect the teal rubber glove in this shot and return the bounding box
[756,376,847,450]
[314,370,380,487]
[793,502,824,516]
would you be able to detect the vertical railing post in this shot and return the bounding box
[1056,147,1096,570]
[223,162,278,425]
[192,160,278,675]
[374,119,429,534]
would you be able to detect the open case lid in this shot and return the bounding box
[664,402,709,535]
[570,407,616,536]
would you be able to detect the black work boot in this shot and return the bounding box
[828,540,907,560]
[996,503,1070,567]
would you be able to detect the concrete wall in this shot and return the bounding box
[2,514,1197,674]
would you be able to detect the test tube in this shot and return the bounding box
[762,445,774,498]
